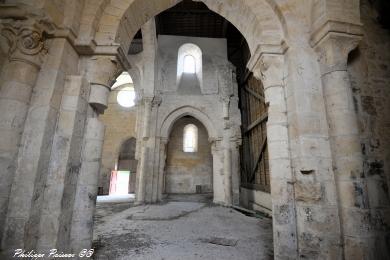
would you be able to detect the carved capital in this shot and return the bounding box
[210,138,223,153]
[152,95,162,107]
[1,19,48,67]
[85,55,121,88]
[256,54,285,88]
[143,97,153,107]
[313,32,362,74]
[160,137,169,146]
[247,42,287,86]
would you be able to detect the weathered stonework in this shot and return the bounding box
[0,18,50,250]
[0,0,388,259]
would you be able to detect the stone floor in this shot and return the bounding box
[92,198,273,260]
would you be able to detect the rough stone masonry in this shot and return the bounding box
[0,0,388,259]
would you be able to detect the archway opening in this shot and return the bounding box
[165,116,213,198]
[93,1,274,258]
[97,72,138,201]
[109,138,137,195]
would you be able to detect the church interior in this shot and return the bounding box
[0,0,389,259]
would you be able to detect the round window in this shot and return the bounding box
[117,87,136,108]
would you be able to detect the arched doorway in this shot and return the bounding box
[109,137,137,195]
[164,116,213,197]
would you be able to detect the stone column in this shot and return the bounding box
[252,51,298,259]
[230,136,241,206]
[0,20,47,247]
[70,117,105,254]
[223,143,232,205]
[314,32,375,258]
[157,137,168,201]
[136,97,153,204]
[69,56,118,254]
[36,76,90,252]
[210,138,224,204]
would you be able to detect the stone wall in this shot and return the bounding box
[165,116,213,194]
[348,1,390,251]
[98,84,137,194]
[349,0,390,199]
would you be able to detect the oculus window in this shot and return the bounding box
[117,87,136,108]
[112,72,136,108]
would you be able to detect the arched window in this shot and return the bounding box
[183,124,198,153]
[177,43,202,85]
[183,55,196,73]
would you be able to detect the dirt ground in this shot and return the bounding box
[92,200,273,260]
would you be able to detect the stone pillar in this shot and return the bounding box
[157,137,168,201]
[136,97,152,204]
[0,20,47,248]
[252,51,298,259]
[36,76,90,252]
[314,32,376,258]
[69,56,119,253]
[210,138,224,204]
[230,136,241,206]
[223,143,232,205]
[143,98,152,138]
[70,117,105,253]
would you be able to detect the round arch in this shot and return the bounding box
[94,0,286,56]
[116,136,137,160]
[160,106,218,141]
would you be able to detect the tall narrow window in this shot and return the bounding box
[183,55,196,73]
[177,44,202,86]
[183,124,198,152]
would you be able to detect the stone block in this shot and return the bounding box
[295,181,323,203]
[89,84,110,113]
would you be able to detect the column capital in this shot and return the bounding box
[84,56,122,114]
[230,136,242,147]
[257,54,285,88]
[140,95,162,107]
[85,55,121,88]
[142,96,153,105]
[152,95,162,107]
[159,137,169,146]
[313,31,362,74]
[1,19,50,68]
[247,42,287,88]
[209,137,222,151]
